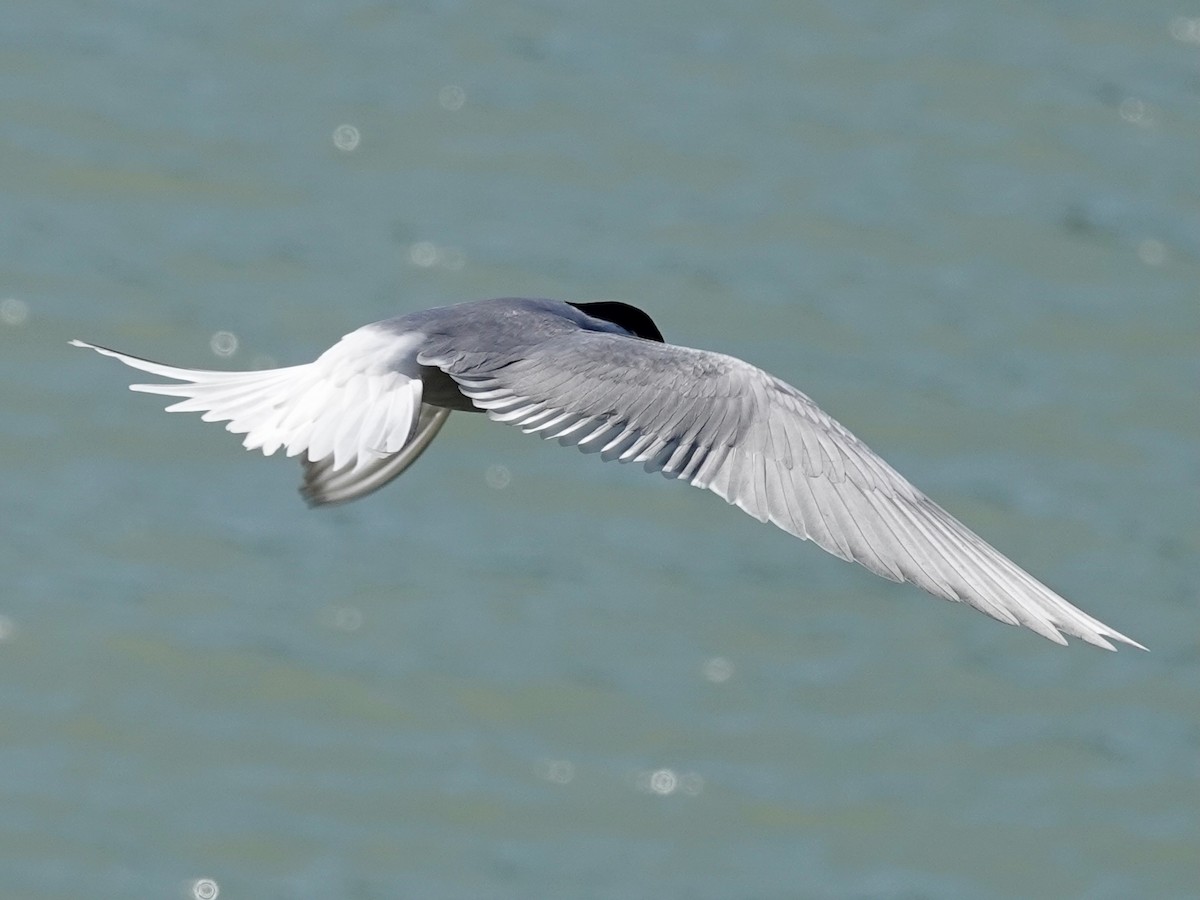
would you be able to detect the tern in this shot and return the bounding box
[72,297,1143,650]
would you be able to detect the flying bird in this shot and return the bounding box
[72,297,1143,651]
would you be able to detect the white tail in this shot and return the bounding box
[70,326,429,479]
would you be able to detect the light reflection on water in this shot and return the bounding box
[332,124,361,152]
[535,758,574,784]
[484,463,511,490]
[437,84,466,112]
[208,330,238,357]
[701,655,734,683]
[635,768,705,797]
[408,240,467,270]
[3,0,1196,898]
[1,297,29,326]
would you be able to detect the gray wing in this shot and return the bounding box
[421,332,1143,651]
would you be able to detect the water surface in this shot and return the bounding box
[2,2,1197,898]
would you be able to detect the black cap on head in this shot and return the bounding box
[569,301,665,343]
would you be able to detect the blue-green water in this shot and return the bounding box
[2,3,1197,898]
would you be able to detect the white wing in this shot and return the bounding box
[72,325,440,503]
[422,331,1144,651]
[299,404,450,506]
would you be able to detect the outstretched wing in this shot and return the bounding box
[72,325,443,504]
[421,332,1143,651]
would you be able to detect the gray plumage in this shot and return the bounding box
[72,297,1144,651]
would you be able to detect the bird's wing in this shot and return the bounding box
[300,404,450,506]
[421,332,1143,651]
[71,326,436,492]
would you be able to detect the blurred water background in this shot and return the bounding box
[2,2,1197,898]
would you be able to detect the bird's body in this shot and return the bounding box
[73,297,1143,651]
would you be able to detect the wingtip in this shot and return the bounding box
[1076,628,1147,653]
[1114,633,1149,653]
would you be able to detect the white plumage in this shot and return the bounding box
[74,297,1145,651]
[71,325,427,483]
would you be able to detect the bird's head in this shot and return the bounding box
[569,301,665,343]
